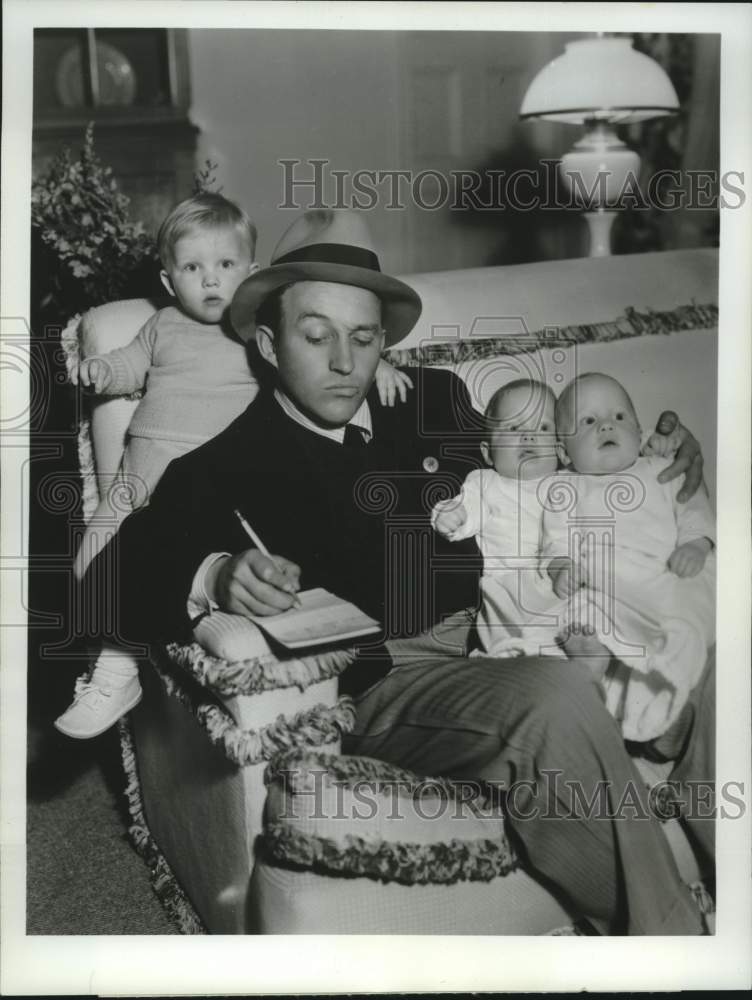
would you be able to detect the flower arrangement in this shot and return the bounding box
[31,125,225,324]
[31,123,160,319]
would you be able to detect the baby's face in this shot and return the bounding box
[161,225,257,325]
[481,383,558,480]
[558,376,641,474]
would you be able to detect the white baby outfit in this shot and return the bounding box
[434,467,562,658]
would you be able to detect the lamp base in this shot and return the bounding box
[584,209,617,258]
[559,123,641,258]
[560,125,641,208]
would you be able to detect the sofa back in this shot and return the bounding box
[79,248,718,500]
[392,248,718,498]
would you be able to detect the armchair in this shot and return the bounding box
[61,246,717,933]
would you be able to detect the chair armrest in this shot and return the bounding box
[80,298,164,356]
[75,298,164,496]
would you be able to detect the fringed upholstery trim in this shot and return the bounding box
[266,748,496,811]
[165,640,355,697]
[198,699,355,767]
[383,301,718,368]
[150,654,356,766]
[118,716,206,934]
[60,313,83,382]
[61,315,101,523]
[61,312,144,523]
[262,749,519,886]
[76,418,100,524]
[263,822,519,886]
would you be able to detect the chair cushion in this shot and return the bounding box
[262,749,517,886]
[80,297,166,356]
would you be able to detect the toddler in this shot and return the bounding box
[432,378,561,656]
[542,372,715,742]
[56,192,261,739]
[56,193,411,739]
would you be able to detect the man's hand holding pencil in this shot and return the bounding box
[204,509,302,618]
[207,548,302,618]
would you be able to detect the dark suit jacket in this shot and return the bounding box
[90,367,484,650]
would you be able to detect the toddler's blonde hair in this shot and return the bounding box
[157,193,257,268]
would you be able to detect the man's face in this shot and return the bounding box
[558,375,642,474]
[258,281,384,428]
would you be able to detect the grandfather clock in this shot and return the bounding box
[32,27,198,235]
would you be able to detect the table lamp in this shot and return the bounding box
[520,35,679,256]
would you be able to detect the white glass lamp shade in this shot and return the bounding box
[520,36,679,125]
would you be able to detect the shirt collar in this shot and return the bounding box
[273,389,373,444]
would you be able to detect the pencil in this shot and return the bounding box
[233,509,302,607]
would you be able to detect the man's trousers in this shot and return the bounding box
[347,637,714,935]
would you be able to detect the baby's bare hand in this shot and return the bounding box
[667,539,710,578]
[79,358,112,394]
[549,557,582,598]
[433,501,467,538]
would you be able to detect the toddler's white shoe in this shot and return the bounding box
[54,674,142,739]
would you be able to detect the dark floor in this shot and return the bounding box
[27,687,178,935]
[23,336,178,934]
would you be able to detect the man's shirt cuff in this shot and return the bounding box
[187,552,230,620]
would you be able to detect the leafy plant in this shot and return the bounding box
[193,158,223,195]
[31,123,160,318]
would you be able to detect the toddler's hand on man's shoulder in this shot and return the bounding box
[375,359,413,407]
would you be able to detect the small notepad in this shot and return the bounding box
[248,588,380,649]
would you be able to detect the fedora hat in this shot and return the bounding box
[230,209,421,347]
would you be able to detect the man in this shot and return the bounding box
[101,210,483,656]
[88,209,712,935]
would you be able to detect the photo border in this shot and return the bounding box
[2,1,750,994]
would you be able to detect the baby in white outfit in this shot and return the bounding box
[433,371,715,745]
[542,373,715,742]
[432,378,561,657]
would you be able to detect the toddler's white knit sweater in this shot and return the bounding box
[90,305,258,444]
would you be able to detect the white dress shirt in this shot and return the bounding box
[273,388,372,443]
